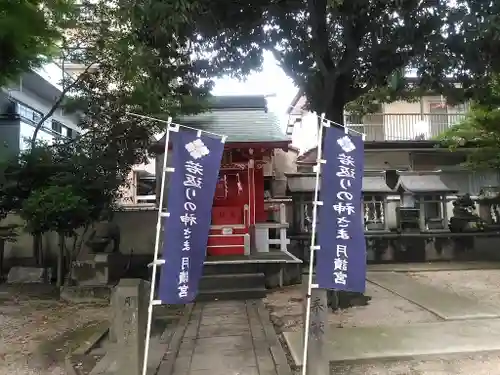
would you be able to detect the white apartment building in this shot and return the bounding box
[0,62,81,153]
[287,90,469,145]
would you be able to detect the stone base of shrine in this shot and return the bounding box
[203,251,303,289]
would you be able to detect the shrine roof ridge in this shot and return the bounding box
[151,105,290,153]
[396,172,459,193]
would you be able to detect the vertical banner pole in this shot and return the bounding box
[142,117,173,375]
[301,113,327,375]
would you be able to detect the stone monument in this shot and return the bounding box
[111,279,150,375]
[70,210,125,286]
[302,273,329,375]
[449,193,483,232]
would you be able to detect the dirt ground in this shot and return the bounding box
[0,288,110,375]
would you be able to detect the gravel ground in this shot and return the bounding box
[0,291,110,375]
[263,281,438,332]
[408,269,500,309]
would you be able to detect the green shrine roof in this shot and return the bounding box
[177,109,289,144]
[151,96,290,152]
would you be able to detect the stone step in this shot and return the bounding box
[199,273,265,291]
[196,287,267,302]
[203,263,261,275]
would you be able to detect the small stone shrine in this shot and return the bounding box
[477,186,500,230]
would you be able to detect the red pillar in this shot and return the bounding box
[248,159,256,226]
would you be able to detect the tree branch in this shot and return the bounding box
[30,61,97,149]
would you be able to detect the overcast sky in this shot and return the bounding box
[212,50,317,151]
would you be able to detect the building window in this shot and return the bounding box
[15,102,77,139]
[51,120,78,139]
[363,195,385,229]
[19,122,54,151]
[52,120,63,134]
[17,102,43,123]
[135,172,156,204]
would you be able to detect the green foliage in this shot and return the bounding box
[0,138,125,237]
[195,1,500,121]
[0,0,76,86]
[46,0,266,164]
[21,185,89,236]
[439,75,500,168]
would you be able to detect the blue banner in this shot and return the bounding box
[158,129,224,304]
[316,127,366,293]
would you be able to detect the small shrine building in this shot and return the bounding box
[151,95,299,263]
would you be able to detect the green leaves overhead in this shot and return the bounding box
[0,0,76,86]
[189,0,500,122]
[439,75,500,169]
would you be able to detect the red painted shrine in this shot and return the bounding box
[153,95,293,258]
[209,147,273,256]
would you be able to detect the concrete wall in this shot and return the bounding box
[0,116,22,157]
[272,148,298,196]
[365,151,411,170]
[383,99,421,113]
[3,209,158,269]
[380,96,466,114]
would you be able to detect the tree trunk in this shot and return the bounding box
[0,238,4,278]
[57,233,65,287]
[325,102,345,126]
[33,234,43,266]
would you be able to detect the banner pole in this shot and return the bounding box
[301,113,328,375]
[141,117,173,375]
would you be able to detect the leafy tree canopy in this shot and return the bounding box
[0,0,75,86]
[21,185,90,236]
[0,135,125,236]
[30,0,268,165]
[439,74,500,169]
[194,0,500,122]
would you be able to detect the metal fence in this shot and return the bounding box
[345,113,467,141]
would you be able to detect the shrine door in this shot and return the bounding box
[207,171,249,256]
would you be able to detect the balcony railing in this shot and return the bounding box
[344,113,467,141]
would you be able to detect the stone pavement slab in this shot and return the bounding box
[163,300,291,375]
[367,271,500,320]
[367,261,500,272]
[284,318,500,366]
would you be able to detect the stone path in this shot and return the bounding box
[366,271,500,320]
[367,261,500,272]
[285,318,500,365]
[283,268,500,370]
[160,300,291,375]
